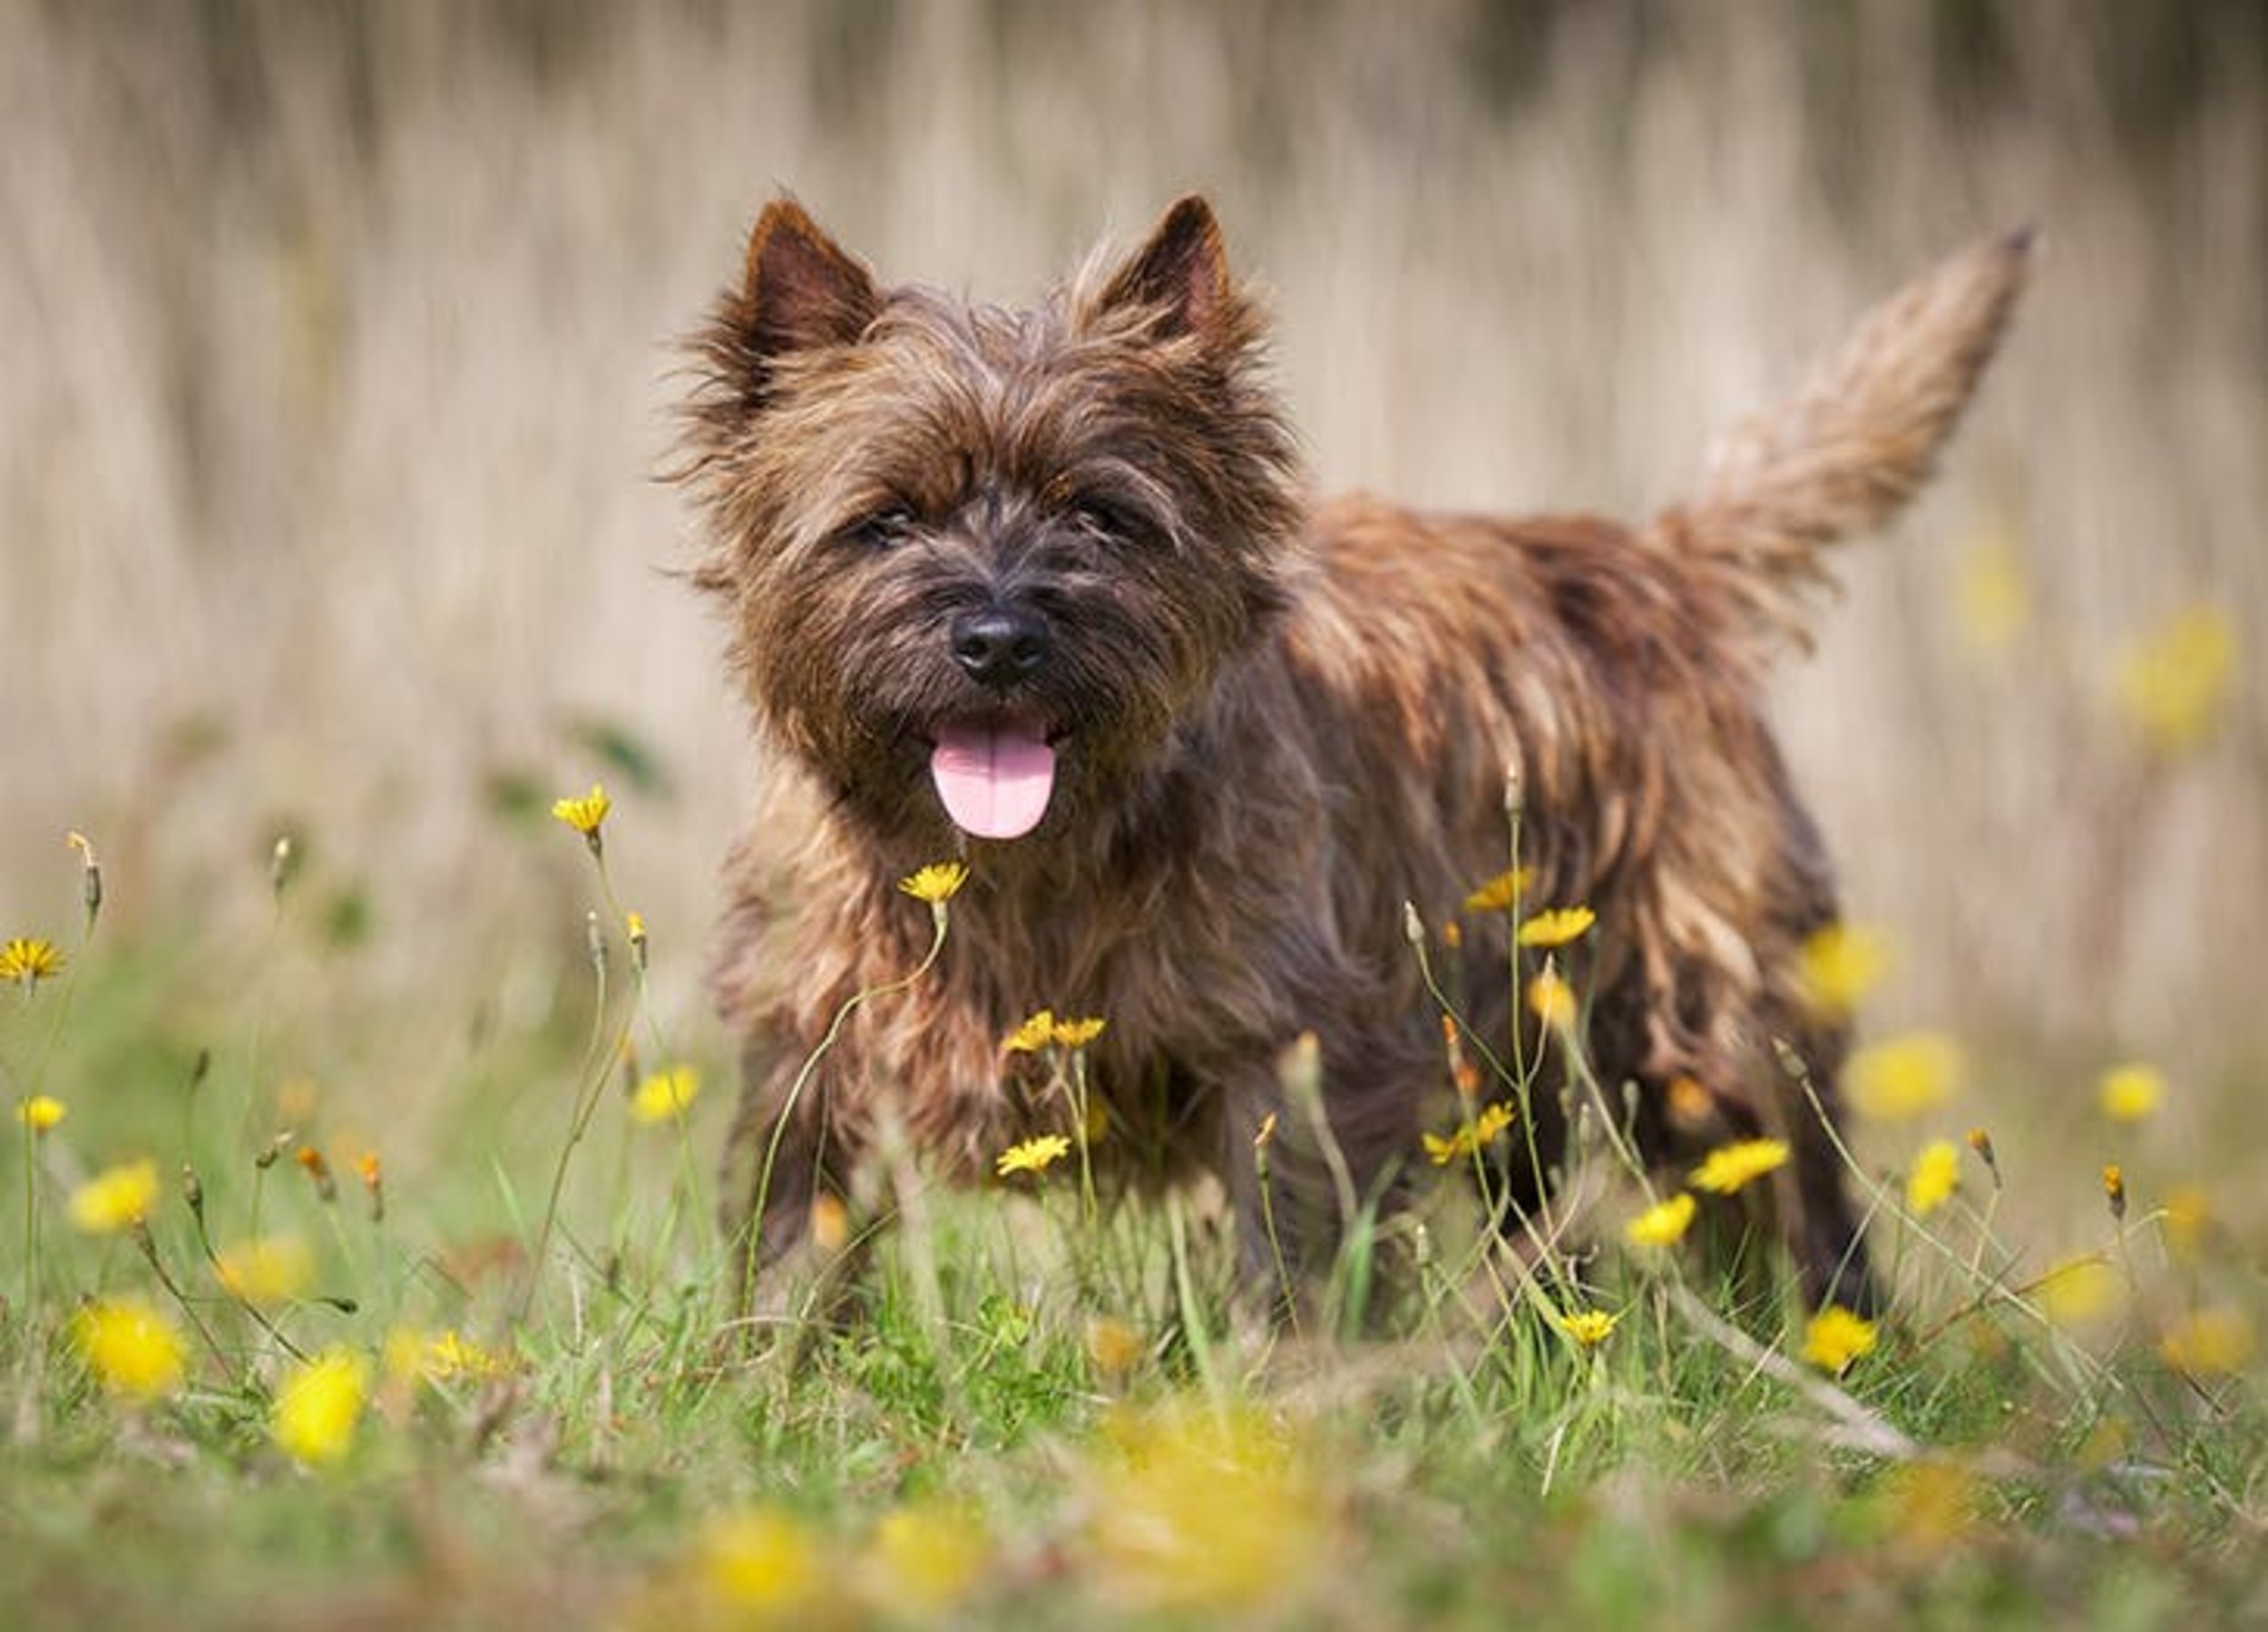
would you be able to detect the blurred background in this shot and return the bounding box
[1,2,2261,1201]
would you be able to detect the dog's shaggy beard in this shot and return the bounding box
[738,508,1270,860]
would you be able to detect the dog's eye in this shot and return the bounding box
[1070,496,1142,543]
[847,505,918,549]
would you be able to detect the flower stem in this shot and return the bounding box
[738,902,952,1320]
[518,911,614,1324]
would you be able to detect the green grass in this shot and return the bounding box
[4,831,2264,1631]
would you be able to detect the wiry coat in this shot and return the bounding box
[678,197,2028,1314]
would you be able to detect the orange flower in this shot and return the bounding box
[296,1145,337,1203]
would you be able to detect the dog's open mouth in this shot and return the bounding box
[928,720,1058,841]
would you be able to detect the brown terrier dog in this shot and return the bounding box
[679,197,2028,1320]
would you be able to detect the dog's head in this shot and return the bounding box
[679,197,1302,848]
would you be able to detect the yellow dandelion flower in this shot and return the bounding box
[1666,1074,1715,1133]
[1905,1139,1961,1217]
[2036,1256,2124,1328]
[2158,1306,2255,1378]
[426,1330,505,1381]
[808,1192,850,1253]
[17,1095,66,1132]
[1086,1315,1147,1379]
[1624,1191,1697,1249]
[1051,1015,1108,1049]
[1796,921,1891,1017]
[215,1235,316,1306]
[1881,1459,1983,1553]
[1801,1305,1878,1374]
[1516,904,1597,949]
[699,1507,823,1617]
[69,1158,160,1234]
[1461,865,1534,914]
[0,935,65,987]
[383,1326,507,1387]
[380,1327,429,1385]
[630,1065,700,1124]
[2097,1062,2165,1123]
[1556,1307,1619,1347]
[867,1500,988,1615]
[1422,1100,1516,1166]
[2114,604,2236,757]
[73,1295,188,1401]
[896,861,969,904]
[1528,968,1578,1032]
[1090,1404,1325,1611]
[995,1134,1071,1178]
[1002,1009,1057,1053]
[1847,1031,1962,1119]
[2160,1185,2211,1261]
[272,1345,371,1467]
[550,782,611,837]
[1953,524,2032,656]
[1688,1138,1790,1196]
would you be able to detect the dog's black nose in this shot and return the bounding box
[951,609,1049,689]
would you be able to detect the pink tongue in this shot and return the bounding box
[929,727,1057,840]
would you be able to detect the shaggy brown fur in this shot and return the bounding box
[678,196,2028,1317]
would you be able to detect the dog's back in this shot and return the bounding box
[1279,232,2031,1306]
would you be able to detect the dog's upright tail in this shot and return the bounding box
[1651,228,2034,650]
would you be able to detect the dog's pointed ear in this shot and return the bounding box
[736,197,881,360]
[1097,195,1232,338]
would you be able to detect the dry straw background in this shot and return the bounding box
[2,3,2261,1129]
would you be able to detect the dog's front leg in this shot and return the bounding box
[719,1042,874,1337]
[1217,1035,1409,1336]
